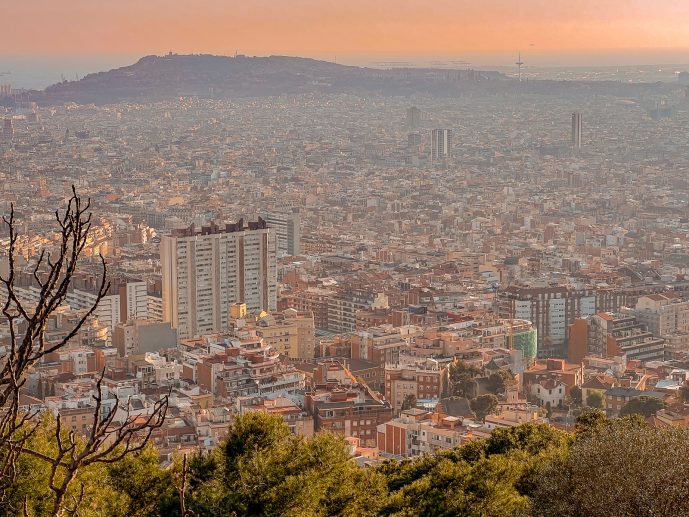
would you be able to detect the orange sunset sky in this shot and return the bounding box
[4,0,689,62]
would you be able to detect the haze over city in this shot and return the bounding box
[2,1,689,515]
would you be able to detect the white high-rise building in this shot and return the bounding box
[264,210,301,257]
[123,281,148,322]
[161,219,277,340]
[67,289,121,336]
[431,129,452,161]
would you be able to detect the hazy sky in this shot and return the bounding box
[4,0,689,63]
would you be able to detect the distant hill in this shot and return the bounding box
[37,53,508,104]
[30,54,680,105]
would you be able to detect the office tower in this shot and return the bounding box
[265,209,301,257]
[161,219,277,340]
[2,118,13,141]
[571,112,582,149]
[406,106,421,130]
[431,129,452,161]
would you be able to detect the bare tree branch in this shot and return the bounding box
[0,188,168,516]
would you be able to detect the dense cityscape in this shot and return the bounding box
[4,2,689,514]
[4,66,689,452]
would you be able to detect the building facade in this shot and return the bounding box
[431,129,452,161]
[264,210,301,257]
[571,112,582,149]
[161,220,277,340]
[499,285,596,358]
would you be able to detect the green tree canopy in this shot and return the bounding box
[187,412,387,516]
[585,390,605,409]
[569,385,582,405]
[486,369,515,395]
[533,417,689,517]
[449,360,482,398]
[619,396,666,418]
[401,393,417,411]
[470,394,499,422]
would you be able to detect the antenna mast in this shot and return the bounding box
[516,52,524,82]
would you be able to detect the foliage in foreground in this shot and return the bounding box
[7,409,689,516]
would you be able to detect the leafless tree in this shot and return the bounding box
[0,187,168,516]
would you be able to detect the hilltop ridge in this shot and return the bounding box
[38,53,507,104]
[8,53,679,106]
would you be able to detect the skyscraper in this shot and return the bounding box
[161,219,277,340]
[407,132,422,153]
[265,209,301,257]
[406,106,421,130]
[2,118,13,142]
[571,112,582,149]
[431,129,452,161]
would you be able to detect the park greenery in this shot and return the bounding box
[5,409,689,516]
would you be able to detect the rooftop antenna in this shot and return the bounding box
[516,52,524,82]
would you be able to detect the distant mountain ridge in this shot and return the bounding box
[37,53,508,104]
[26,53,680,105]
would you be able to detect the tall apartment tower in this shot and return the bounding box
[2,118,13,142]
[431,129,452,161]
[407,132,422,152]
[265,210,301,257]
[406,106,421,130]
[571,112,582,149]
[161,219,277,340]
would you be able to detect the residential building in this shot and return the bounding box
[384,358,449,415]
[523,358,585,400]
[264,210,301,257]
[499,284,597,358]
[161,220,277,340]
[306,361,392,446]
[571,112,582,149]
[236,395,314,437]
[431,129,452,161]
[628,293,689,354]
[112,320,177,357]
[256,308,316,359]
[530,378,567,408]
[605,387,666,417]
[588,312,665,363]
[376,408,473,458]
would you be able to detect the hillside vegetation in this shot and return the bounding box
[5,410,689,516]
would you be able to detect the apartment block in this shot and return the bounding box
[264,210,301,257]
[161,220,277,340]
[256,308,316,359]
[384,358,449,415]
